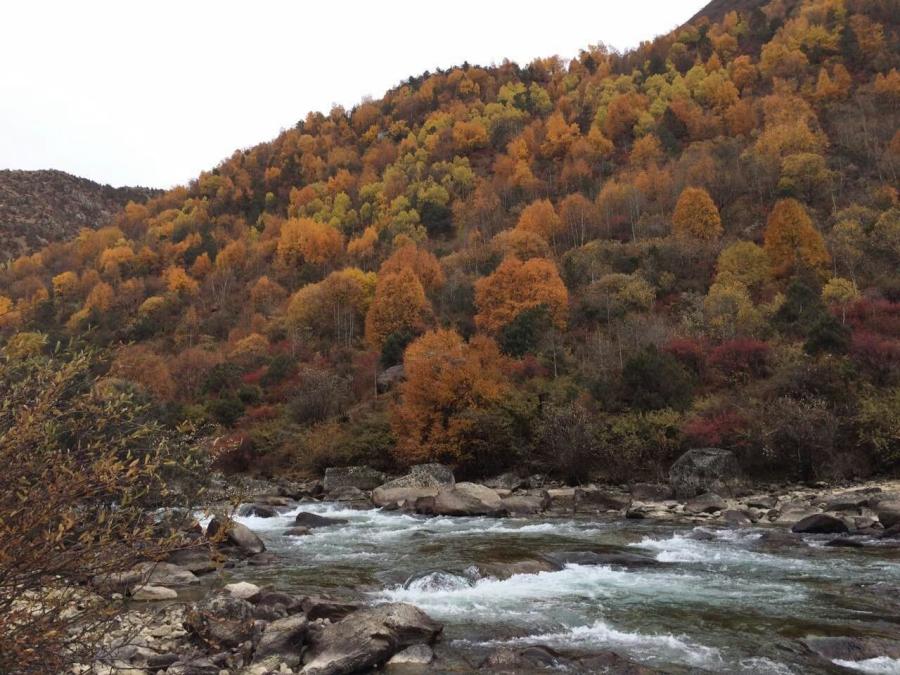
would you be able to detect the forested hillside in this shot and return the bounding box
[2,0,898,483]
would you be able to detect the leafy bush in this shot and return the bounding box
[286,366,351,425]
[622,345,694,411]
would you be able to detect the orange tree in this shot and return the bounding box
[474,256,568,333]
[763,198,830,277]
[671,187,723,240]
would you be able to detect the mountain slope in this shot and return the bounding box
[1,0,898,483]
[0,169,160,260]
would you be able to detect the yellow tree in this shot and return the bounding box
[364,268,433,348]
[391,329,509,466]
[378,242,445,292]
[672,187,723,240]
[276,217,344,268]
[714,241,772,292]
[474,257,568,333]
[515,199,564,246]
[288,267,377,347]
[763,198,830,277]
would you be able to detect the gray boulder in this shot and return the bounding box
[669,448,743,499]
[237,503,278,518]
[574,487,631,512]
[874,499,900,529]
[323,466,387,493]
[684,492,727,514]
[416,483,505,517]
[543,551,661,569]
[723,509,753,526]
[372,464,455,507]
[500,492,549,516]
[300,603,442,675]
[386,643,433,667]
[206,516,266,555]
[166,548,221,575]
[253,614,308,666]
[184,595,257,649]
[803,636,900,662]
[791,513,849,534]
[631,483,674,501]
[294,512,349,529]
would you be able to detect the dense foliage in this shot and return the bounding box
[1,0,898,482]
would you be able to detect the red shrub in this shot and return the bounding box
[682,409,748,448]
[845,299,900,336]
[851,331,900,383]
[663,338,706,375]
[241,367,265,385]
[708,339,769,378]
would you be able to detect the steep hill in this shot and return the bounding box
[1,0,898,483]
[0,169,160,260]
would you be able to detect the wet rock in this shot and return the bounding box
[300,603,442,675]
[146,653,180,669]
[825,493,871,512]
[237,503,278,518]
[880,523,900,539]
[323,466,387,493]
[386,643,434,666]
[684,492,727,514]
[225,581,261,600]
[477,559,557,579]
[544,551,661,569]
[874,499,900,529]
[131,584,177,601]
[630,483,674,501]
[500,493,549,515]
[825,537,865,548]
[669,448,743,498]
[253,614,308,666]
[166,548,221,575]
[417,482,505,517]
[791,513,849,534]
[300,596,361,622]
[756,530,802,547]
[723,509,753,526]
[479,646,657,673]
[574,487,631,512]
[138,562,199,586]
[184,595,257,650]
[293,512,349,529]
[803,636,900,662]
[773,504,820,526]
[284,526,312,537]
[206,516,266,555]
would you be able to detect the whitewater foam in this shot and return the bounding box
[833,657,900,674]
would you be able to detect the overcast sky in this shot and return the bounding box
[1,1,707,189]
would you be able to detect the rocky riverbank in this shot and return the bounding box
[78,449,900,674]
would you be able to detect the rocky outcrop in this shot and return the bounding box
[252,614,308,667]
[300,603,442,675]
[183,595,257,650]
[372,464,455,508]
[480,645,658,673]
[669,448,743,498]
[684,492,727,514]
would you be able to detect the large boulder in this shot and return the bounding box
[294,512,349,529]
[252,614,308,666]
[684,492,727,515]
[166,548,221,575]
[417,483,505,517]
[372,464,455,508]
[131,585,178,601]
[803,636,900,662]
[323,466,387,493]
[184,595,257,650]
[206,516,266,555]
[874,499,900,529]
[500,492,549,516]
[301,603,442,675]
[574,487,631,512]
[237,503,278,518]
[669,448,743,499]
[791,513,849,534]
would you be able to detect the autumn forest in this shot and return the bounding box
[2,0,898,485]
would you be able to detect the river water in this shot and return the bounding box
[223,502,900,674]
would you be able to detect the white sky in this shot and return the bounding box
[0,1,708,189]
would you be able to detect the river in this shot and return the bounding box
[221,502,900,673]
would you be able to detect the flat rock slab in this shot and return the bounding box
[791,513,849,534]
[294,512,349,529]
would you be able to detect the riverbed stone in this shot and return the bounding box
[791,513,849,534]
[386,643,434,666]
[184,595,257,650]
[379,463,455,491]
[418,482,505,517]
[372,486,439,508]
[500,492,549,515]
[669,448,743,498]
[723,509,753,526]
[874,499,900,528]
[131,584,177,601]
[544,551,661,569]
[574,487,631,512]
[300,596,360,622]
[206,516,266,556]
[166,548,221,575]
[684,492,727,514]
[323,466,387,493]
[293,512,349,529]
[237,503,278,518]
[252,614,308,666]
[477,559,557,579]
[225,582,261,600]
[284,526,312,537]
[300,603,442,675]
[803,636,900,662]
[630,483,674,501]
[485,472,526,491]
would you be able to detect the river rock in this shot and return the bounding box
[294,512,349,529]
[684,492,727,514]
[167,657,220,675]
[825,537,865,548]
[136,562,199,586]
[381,464,455,490]
[184,595,257,650]
[284,526,312,536]
[253,614,308,666]
[723,509,753,526]
[803,636,900,662]
[300,603,442,675]
[574,487,631,512]
[500,493,549,515]
[206,516,266,555]
[131,584,177,601]
[745,495,778,510]
[237,503,278,518]
[373,486,439,508]
[166,548,221,575]
[417,483,504,517]
[225,581,261,600]
[300,596,361,622]
[874,499,900,529]
[669,448,743,499]
[477,559,557,579]
[485,472,526,490]
[631,483,674,501]
[791,513,849,534]
[773,504,821,526]
[323,466,387,493]
[544,551,661,569]
[479,646,657,674]
[386,643,434,666]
